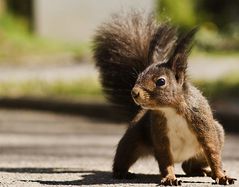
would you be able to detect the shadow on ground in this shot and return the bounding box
[0,167,212,186]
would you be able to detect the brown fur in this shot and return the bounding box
[93,11,176,119]
[94,11,236,185]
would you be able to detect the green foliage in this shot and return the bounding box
[156,0,239,52]
[194,74,239,100]
[193,25,239,53]
[196,0,239,33]
[0,79,103,100]
[0,13,90,64]
[156,0,196,30]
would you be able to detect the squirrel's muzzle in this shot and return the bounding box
[131,87,140,99]
[131,86,147,105]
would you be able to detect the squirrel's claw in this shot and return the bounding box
[161,177,182,186]
[215,176,237,185]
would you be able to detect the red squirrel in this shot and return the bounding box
[93,11,236,185]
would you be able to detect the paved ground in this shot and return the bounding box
[0,109,238,186]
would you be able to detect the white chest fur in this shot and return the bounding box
[159,107,201,163]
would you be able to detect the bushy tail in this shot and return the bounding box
[93,11,176,118]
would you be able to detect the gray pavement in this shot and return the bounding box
[0,109,238,186]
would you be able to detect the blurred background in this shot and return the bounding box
[0,0,238,186]
[0,0,238,130]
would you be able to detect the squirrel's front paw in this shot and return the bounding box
[215,176,237,185]
[161,176,182,186]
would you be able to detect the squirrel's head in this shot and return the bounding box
[131,27,197,109]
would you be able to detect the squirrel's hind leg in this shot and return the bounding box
[182,153,212,177]
[113,125,151,179]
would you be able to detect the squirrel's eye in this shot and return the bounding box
[156,78,166,87]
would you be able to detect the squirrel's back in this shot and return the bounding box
[93,11,176,118]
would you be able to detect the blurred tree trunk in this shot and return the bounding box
[5,0,34,31]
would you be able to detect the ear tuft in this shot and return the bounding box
[167,27,198,84]
[148,24,177,64]
[175,27,198,57]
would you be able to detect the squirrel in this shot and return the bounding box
[93,11,236,186]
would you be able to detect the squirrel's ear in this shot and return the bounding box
[167,27,198,85]
[148,24,177,64]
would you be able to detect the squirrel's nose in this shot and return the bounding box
[131,87,141,99]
